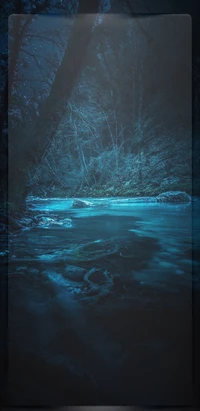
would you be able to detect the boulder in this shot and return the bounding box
[156,191,191,203]
[72,198,93,208]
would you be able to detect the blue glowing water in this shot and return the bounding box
[7,197,199,405]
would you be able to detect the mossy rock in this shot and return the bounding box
[156,191,191,203]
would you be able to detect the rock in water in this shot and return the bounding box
[72,198,93,208]
[156,191,191,203]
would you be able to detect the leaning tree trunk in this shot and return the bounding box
[8,0,100,210]
[1,3,53,206]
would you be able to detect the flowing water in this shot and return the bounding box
[7,197,199,406]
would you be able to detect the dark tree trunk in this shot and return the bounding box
[8,0,100,210]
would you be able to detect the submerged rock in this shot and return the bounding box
[35,216,72,228]
[20,217,33,227]
[72,198,93,208]
[156,191,191,203]
[67,239,120,262]
[64,264,86,281]
[37,217,55,225]
[33,215,54,224]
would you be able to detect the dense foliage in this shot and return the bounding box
[0,0,200,209]
[26,14,192,198]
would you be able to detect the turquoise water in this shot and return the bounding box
[7,197,198,405]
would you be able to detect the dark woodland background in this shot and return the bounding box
[8,12,192,203]
[0,0,199,210]
[0,0,200,406]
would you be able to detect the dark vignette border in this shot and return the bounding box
[0,0,199,407]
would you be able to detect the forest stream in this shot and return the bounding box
[6,197,200,406]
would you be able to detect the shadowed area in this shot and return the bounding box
[6,197,195,406]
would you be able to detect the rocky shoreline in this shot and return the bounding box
[0,191,191,243]
[72,191,191,208]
